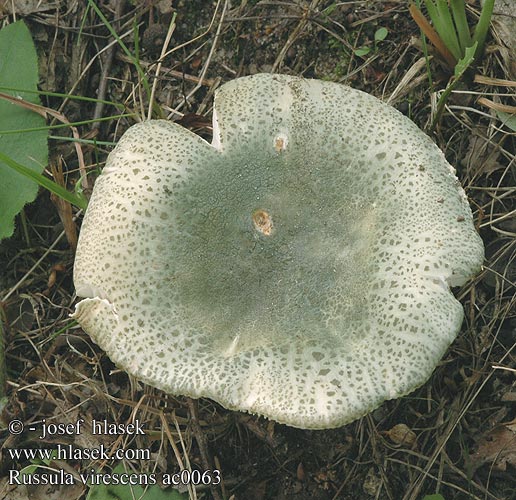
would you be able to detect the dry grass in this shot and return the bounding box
[0,1,514,499]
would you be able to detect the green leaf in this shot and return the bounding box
[86,464,188,500]
[422,495,445,500]
[86,483,120,500]
[435,0,462,59]
[354,47,371,57]
[453,42,477,78]
[374,27,388,42]
[431,42,477,131]
[496,110,516,132]
[0,20,48,240]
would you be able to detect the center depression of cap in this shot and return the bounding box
[170,145,376,353]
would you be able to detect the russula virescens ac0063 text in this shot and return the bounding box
[73,74,484,429]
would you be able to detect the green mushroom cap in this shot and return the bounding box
[73,74,484,429]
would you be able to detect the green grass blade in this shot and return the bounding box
[77,2,91,47]
[0,86,122,107]
[450,0,472,52]
[424,0,440,31]
[0,151,88,210]
[431,42,477,131]
[0,113,135,134]
[472,0,494,60]
[413,0,439,88]
[133,16,141,62]
[49,135,115,146]
[87,0,151,103]
[453,42,477,78]
[496,110,516,132]
[0,85,125,109]
[431,0,462,60]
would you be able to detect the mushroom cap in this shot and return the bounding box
[73,74,484,429]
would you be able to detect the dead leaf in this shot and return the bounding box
[27,483,84,500]
[0,0,57,15]
[501,392,516,402]
[362,467,382,496]
[470,424,516,471]
[383,423,417,448]
[0,478,30,500]
[505,418,516,433]
[296,462,306,482]
[462,127,504,176]
[484,0,516,79]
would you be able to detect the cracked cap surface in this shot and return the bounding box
[73,74,484,429]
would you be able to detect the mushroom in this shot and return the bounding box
[72,74,484,429]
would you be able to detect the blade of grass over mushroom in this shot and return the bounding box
[0,152,88,210]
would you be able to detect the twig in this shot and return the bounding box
[402,338,516,500]
[1,220,78,303]
[179,0,228,112]
[272,0,321,72]
[474,75,516,87]
[186,398,222,500]
[477,97,516,114]
[117,54,217,86]
[160,411,196,500]
[147,13,177,121]
[58,25,136,122]
[92,0,124,130]
[50,158,78,250]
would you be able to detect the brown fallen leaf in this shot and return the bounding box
[383,423,417,448]
[0,0,56,16]
[461,127,505,176]
[486,0,516,79]
[470,423,516,471]
[505,417,516,433]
